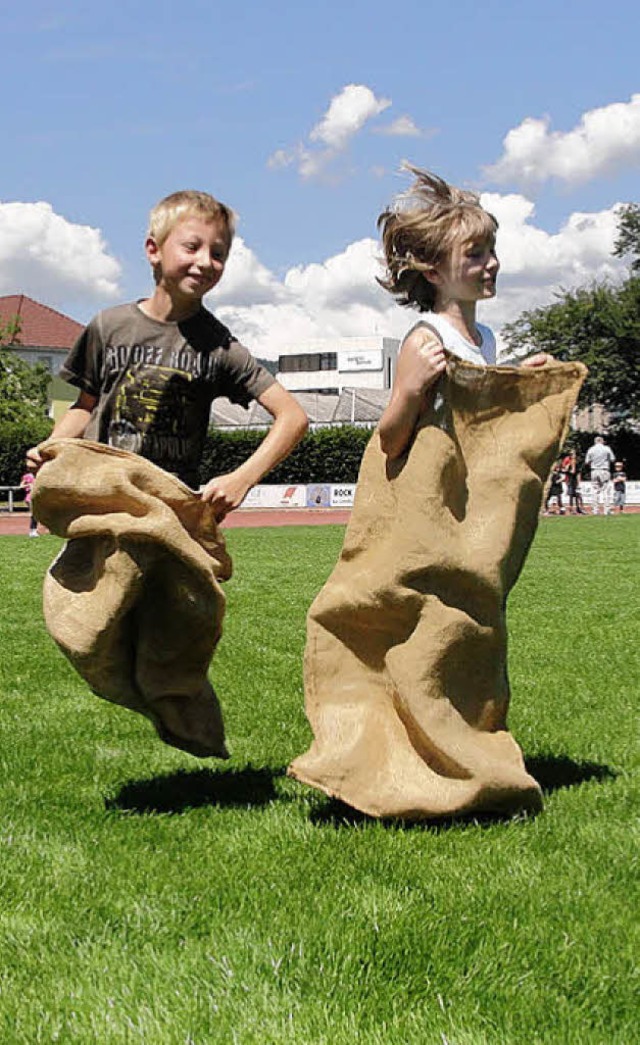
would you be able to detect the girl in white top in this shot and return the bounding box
[377,166,549,459]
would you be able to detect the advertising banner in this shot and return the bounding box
[306,484,331,507]
[577,481,639,505]
[242,484,307,509]
[239,481,638,512]
[626,480,640,504]
[330,484,357,508]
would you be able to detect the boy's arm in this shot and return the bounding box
[26,390,98,472]
[200,382,308,519]
[379,328,446,460]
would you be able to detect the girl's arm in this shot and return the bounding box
[379,328,446,460]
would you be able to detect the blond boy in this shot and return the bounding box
[27,190,307,514]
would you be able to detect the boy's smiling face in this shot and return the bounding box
[428,236,500,306]
[146,214,230,309]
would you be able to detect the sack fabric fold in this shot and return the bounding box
[289,358,587,819]
[33,439,232,757]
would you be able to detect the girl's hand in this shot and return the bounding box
[521,352,553,368]
[394,328,447,400]
[378,328,446,460]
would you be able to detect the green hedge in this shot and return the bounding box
[199,425,374,485]
[0,422,373,487]
[0,418,54,486]
[199,425,639,485]
[3,420,636,488]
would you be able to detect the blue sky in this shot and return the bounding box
[1,0,638,357]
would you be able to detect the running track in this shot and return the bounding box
[0,507,353,536]
[2,505,637,536]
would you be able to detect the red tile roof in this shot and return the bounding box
[0,294,83,351]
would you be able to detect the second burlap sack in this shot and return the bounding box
[290,357,587,819]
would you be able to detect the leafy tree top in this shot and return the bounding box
[502,202,640,426]
[613,203,640,273]
[0,315,51,425]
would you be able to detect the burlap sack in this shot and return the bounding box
[33,438,232,758]
[289,357,587,819]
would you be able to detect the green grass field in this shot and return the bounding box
[0,519,638,1044]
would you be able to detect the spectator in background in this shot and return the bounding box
[20,471,38,537]
[585,435,615,516]
[562,449,585,514]
[544,461,565,515]
[612,461,627,513]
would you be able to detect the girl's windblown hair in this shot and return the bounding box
[377,164,498,311]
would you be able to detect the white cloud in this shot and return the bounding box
[479,192,624,336]
[309,84,390,150]
[0,201,121,307]
[267,83,391,180]
[2,195,622,366]
[485,94,640,186]
[284,239,385,310]
[375,115,423,138]
[208,195,625,361]
[212,237,287,308]
[266,148,292,171]
[210,237,406,357]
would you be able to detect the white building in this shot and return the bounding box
[278,336,399,394]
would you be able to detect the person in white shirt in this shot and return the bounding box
[585,436,615,515]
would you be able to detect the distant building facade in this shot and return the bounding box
[211,387,391,430]
[571,402,611,433]
[278,336,400,394]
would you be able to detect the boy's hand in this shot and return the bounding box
[24,391,98,476]
[25,445,44,474]
[200,470,253,521]
[395,328,447,399]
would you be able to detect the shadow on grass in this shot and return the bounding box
[105,766,283,815]
[308,800,534,832]
[524,753,617,793]
[308,754,617,831]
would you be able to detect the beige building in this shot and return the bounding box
[278,336,400,394]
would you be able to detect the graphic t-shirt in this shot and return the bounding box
[60,303,274,487]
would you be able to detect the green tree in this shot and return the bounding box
[503,205,640,426]
[613,202,640,273]
[503,279,640,423]
[0,315,53,483]
[0,316,51,425]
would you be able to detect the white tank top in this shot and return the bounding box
[421,312,496,366]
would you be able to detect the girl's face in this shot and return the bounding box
[428,237,500,306]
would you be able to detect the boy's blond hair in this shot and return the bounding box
[148,190,236,248]
[377,165,498,311]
